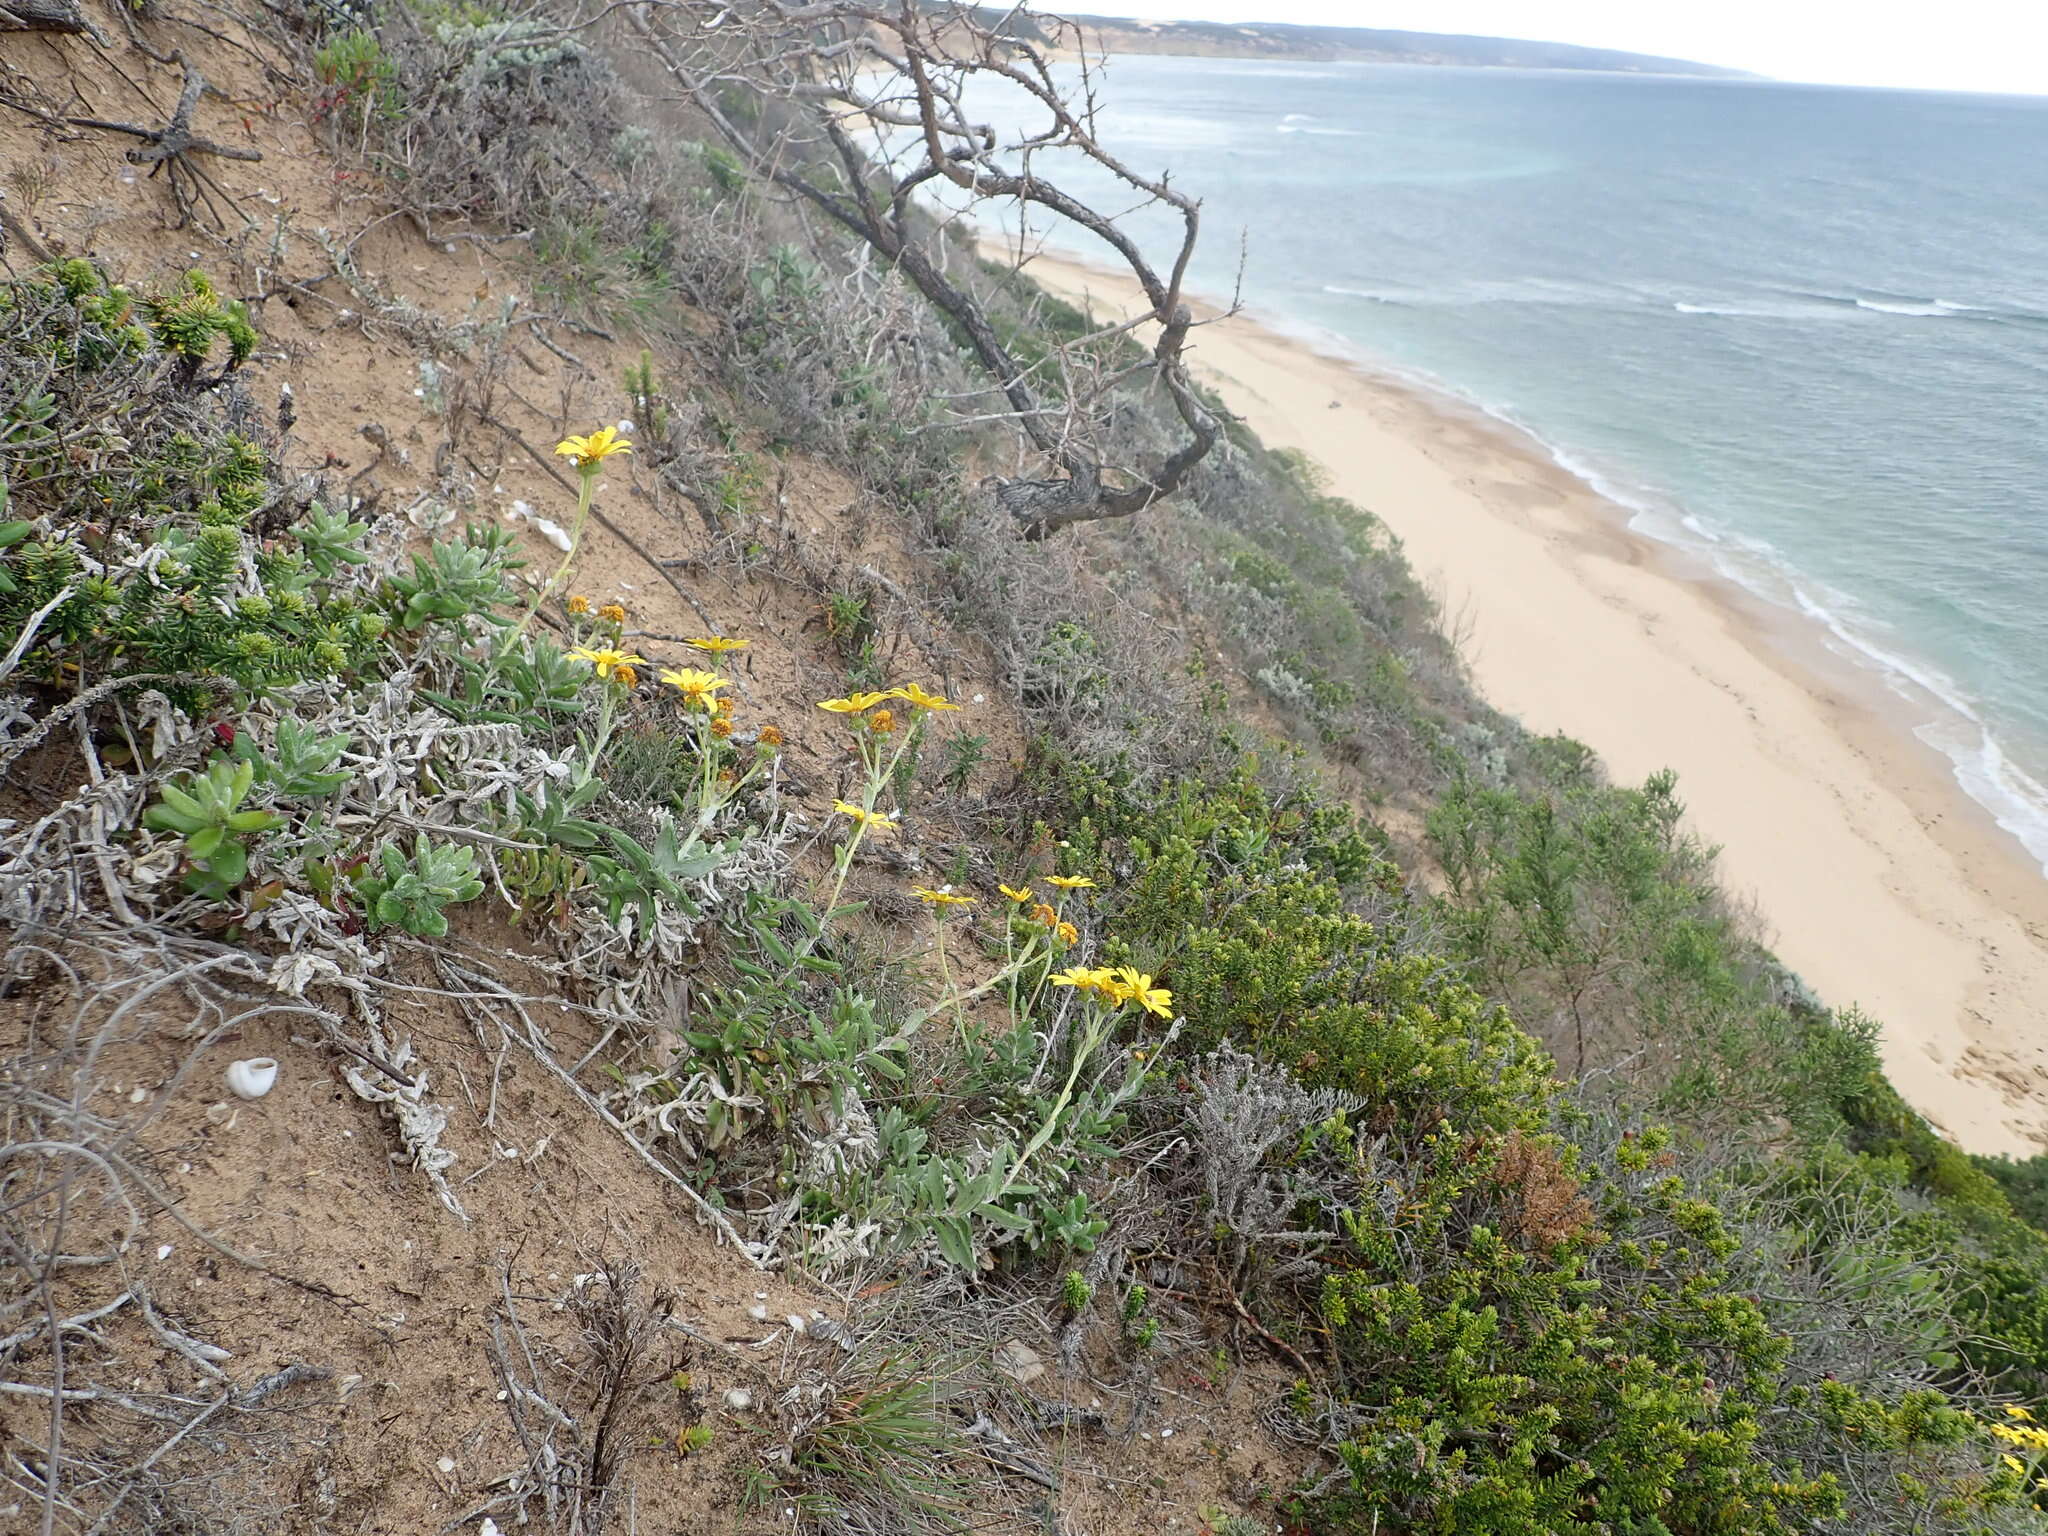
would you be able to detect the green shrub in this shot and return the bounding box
[0,262,383,706]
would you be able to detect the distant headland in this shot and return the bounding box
[976,9,1758,78]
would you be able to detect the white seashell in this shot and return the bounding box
[785,1314,807,1334]
[225,1058,279,1100]
[724,1388,754,1412]
[745,1304,769,1322]
[436,1456,456,1474]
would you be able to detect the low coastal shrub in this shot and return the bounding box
[1031,740,2039,1532]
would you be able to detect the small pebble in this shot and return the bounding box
[724,1387,754,1411]
[436,1456,455,1474]
[746,1304,769,1322]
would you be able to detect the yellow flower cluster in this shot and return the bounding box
[1989,1407,2048,1453]
[1049,965,1173,1019]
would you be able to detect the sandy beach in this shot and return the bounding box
[1012,242,2048,1157]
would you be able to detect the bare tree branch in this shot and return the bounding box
[630,0,1222,538]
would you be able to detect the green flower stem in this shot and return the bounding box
[803,708,927,962]
[513,463,597,642]
[996,1006,1113,1204]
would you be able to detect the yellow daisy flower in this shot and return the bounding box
[1049,966,1115,993]
[998,884,1034,903]
[686,636,749,655]
[1046,874,1096,890]
[1028,902,1058,928]
[613,663,639,690]
[553,425,632,466]
[598,602,627,625]
[565,593,591,615]
[659,668,728,710]
[1055,919,1079,946]
[1112,966,1173,1019]
[869,708,896,735]
[895,683,960,711]
[912,885,975,907]
[832,800,898,836]
[568,644,647,680]
[817,691,895,714]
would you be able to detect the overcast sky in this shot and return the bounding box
[1084,2,2048,95]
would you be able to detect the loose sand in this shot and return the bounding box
[1013,242,2048,1157]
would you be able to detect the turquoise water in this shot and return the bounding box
[963,59,2048,870]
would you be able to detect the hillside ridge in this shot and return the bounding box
[991,8,1759,76]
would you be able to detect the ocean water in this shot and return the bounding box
[951,59,2048,872]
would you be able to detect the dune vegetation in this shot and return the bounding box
[4,3,2048,1534]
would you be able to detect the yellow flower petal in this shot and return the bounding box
[895,683,960,711]
[817,691,895,714]
[999,884,1034,903]
[686,636,749,654]
[1113,965,1173,1018]
[832,800,898,836]
[568,645,648,680]
[1046,874,1096,890]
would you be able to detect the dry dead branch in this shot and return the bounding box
[631,0,1222,538]
[0,0,99,36]
[63,54,261,228]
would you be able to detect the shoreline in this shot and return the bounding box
[1009,240,2048,1157]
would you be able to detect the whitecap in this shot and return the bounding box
[1854,297,1956,316]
